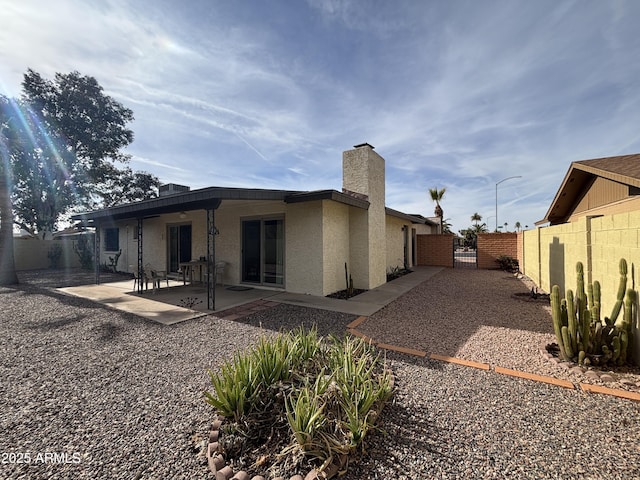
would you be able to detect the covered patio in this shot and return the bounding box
[59,277,282,325]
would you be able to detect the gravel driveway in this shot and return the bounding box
[1,269,639,479]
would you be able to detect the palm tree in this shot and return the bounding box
[515,221,522,232]
[471,212,482,226]
[441,218,453,234]
[428,187,446,233]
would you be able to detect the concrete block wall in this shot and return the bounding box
[14,238,82,270]
[476,233,518,269]
[519,211,640,365]
[416,234,453,267]
[520,211,640,315]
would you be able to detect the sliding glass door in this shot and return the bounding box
[242,218,284,286]
[168,224,192,273]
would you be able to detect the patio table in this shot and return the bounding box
[179,260,207,285]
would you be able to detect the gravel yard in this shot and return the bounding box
[1,268,639,479]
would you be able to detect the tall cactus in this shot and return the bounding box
[592,281,601,322]
[566,290,577,353]
[550,285,568,360]
[549,259,635,367]
[610,258,628,325]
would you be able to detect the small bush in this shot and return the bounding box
[496,255,519,273]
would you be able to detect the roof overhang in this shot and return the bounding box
[284,190,370,209]
[386,208,437,225]
[539,154,640,225]
[72,187,300,224]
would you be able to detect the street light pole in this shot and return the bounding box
[495,176,522,232]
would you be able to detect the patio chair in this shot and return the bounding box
[130,265,150,291]
[144,264,168,293]
[152,269,169,289]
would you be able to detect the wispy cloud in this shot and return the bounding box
[2,0,640,231]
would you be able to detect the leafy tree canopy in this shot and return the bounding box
[1,69,160,237]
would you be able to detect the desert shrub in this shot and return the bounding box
[204,326,393,477]
[496,255,519,272]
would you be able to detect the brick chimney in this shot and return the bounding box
[342,143,386,290]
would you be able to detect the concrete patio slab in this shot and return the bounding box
[59,280,206,325]
[270,266,443,316]
[57,266,443,324]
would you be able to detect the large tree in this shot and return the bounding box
[8,69,158,236]
[0,70,160,283]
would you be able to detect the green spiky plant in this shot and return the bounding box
[550,259,636,367]
[205,329,394,477]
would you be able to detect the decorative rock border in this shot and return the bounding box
[346,318,640,402]
[539,346,640,390]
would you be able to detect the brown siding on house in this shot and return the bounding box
[477,233,518,269]
[573,177,628,215]
[416,234,453,267]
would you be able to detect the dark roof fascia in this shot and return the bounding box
[284,190,370,209]
[385,208,435,225]
[539,162,587,224]
[73,187,301,223]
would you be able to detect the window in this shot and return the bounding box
[104,228,119,252]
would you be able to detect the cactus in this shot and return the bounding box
[549,258,635,368]
[611,259,628,325]
[576,262,585,301]
[619,331,629,366]
[551,285,568,360]
[344,263,354,299]
[561,326,574,359]
[578,350,586,365]
[566,290,577,353]
[592,281,601,323]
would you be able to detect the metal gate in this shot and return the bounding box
[453,238,477,269]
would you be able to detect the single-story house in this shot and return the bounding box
[537,153,640,225]
[74,144,436,307]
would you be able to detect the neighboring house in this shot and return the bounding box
[537,153,640,225]
[73,143,436,298]
[523,153,640,366]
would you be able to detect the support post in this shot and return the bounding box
[94,223,101,284]
[207,208,216,310]
[137,218,144,293]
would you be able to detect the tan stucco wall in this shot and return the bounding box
[321,200,351,295]
[347,206,369,290]
[285,201,324,295]
[386,215,407,270]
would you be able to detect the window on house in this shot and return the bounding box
[105,228,119,251]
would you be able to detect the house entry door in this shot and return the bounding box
[242,218,284,286]
[168,224,192,273]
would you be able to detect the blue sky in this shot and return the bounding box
[2,0,640,233]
